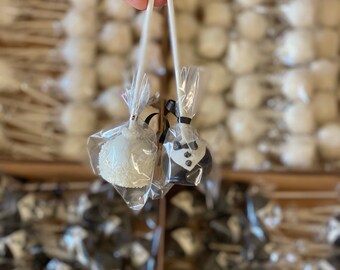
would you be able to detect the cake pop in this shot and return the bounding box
[96,55,126,89]
[167,42,199,70]
[317,0,340,27]
[312,93,338,125]
[315,28,339,59]
[203,2,233,29]
[133,11,164,40]
[174,0,199,13]
[276,30,315,66]
[283,103,315,134]
[197,27,229,59]
[176,13,199,42]
[226,39,261,75]
[279,0,316,28]
[236,0,266,8]
[99,22,133,54]
[310,60,339,92]
[101,0,135,20]
[205,62,232,94]
[317,123,340,160]
[234,146,268,171]
[236,10,268,41]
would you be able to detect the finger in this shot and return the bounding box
[154,0,167,7]
[125,0,148,10]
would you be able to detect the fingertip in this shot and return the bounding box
[125,0,148,10]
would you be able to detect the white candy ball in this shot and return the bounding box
[282,136,316,168]
[277,30,315,66]
[232,75,265,109]
[96,55,125,88]
[281,69,315,102]
[198,27,228,59]
[195,94,227,128]
[236,0,266,8]
[168,42,198,69]
[60,136,88,161]
[96,86,129,120]
[226,40,260,75]
[203,2,233,28]
[59,68,96,101]
[62,9,97,37]
[99,22,133,54]
[318,0,340,27]
[205,62,232,94]
[176,13,199,42]
[200,126,233,164]
[317,123,340,160]
[312,92,338,125]
[133,11,164,40]
[70,0,97,10]
[310,60,339,92]
[234,146,267,171]
[101,0,135,20]
[174,0,199,13]
[280,0,316,27]
[228,110,266,145]
[237,10,267,41]
[283,103,315,134]
[61,103,97,135]
[61,38,96,67]
[315,29,339,59]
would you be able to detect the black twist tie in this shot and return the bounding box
[178,117,192,124]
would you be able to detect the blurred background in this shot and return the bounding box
[0,0,339,269]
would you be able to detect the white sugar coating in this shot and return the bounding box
[200,126,233,164]
[232,75,265,109]
[234,146,266,171]
[62,9,97,38]
[312,92,338,125]
[236,0,266,8]
[174,0,198,13]
[226,39,260,75]
[197,27,228,59]
[315,29,339,59]
[61,103,97,135]
[203,2,233,28]
[99,22,133,54]
[281,69,315,102]
[280,0,316,28]
[317,123,340,160]
[168,42,198,69]
[131,42,165,75]
[195,94,227,128]
[281,136,316,168]
[98,127,156,188]
[133,11,164,40]
[277,30,315,66]
[176,13,199,42]
[227,110,266,145]
[237,10,267,41]
[283,103,315,134]
[101,0,135,20]
[61,38,96,67]
[96,86,129,120]
[310,60,339,92]
[205,62,232,94]
[70,0,97,10]
[318,0,340,27]
[60,136,88,161]
[59,67,96,101]
[0,60,18,91]
[96,55,125,88]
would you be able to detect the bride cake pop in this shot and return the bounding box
[205,62,232,94]
[203,2,233,29]
[317,123,340,160]
[236,10,268,41]
[96,55,125,88]
[317,0,340,27]
[197,26,229,59]
[101,0,135,20]
[314,28,339,60]
[279,0,316,28]
[312,92,338,125]
[310,60,339,92]
[176,13,199,42]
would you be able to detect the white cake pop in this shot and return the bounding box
[315,28,340,59]
[310,60,339,92]
[226,39,260,75]
[234,146,267,171]
[96,86,129,121]
[318,0,340,27]
[133,11,164,40]
[232,75,268,109]
[280,0,316,28]
[96,55,125,88]
[236,0,266,8]
[59,136,88,161]
[167,42,198,69]
[61,38,96,67]
[312,92,338,125]
[203,2,233,28]
[317,123,340,160]
[205,62,232,94]
[237,10,268,41]
[200,126,233,164]
[70,0,98,10]
[280,69,315,102]
[176,13,199,42]
[101,0,135,20]
[174,0,199,13]
[58,67,96,101]
[227,109,268,145]
[197,27,229,59]
[195,94,228,128]
[99,22,133,54]
[283,103,315,134]
[277,30,315,66]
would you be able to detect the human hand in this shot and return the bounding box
[125,0,167,10]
